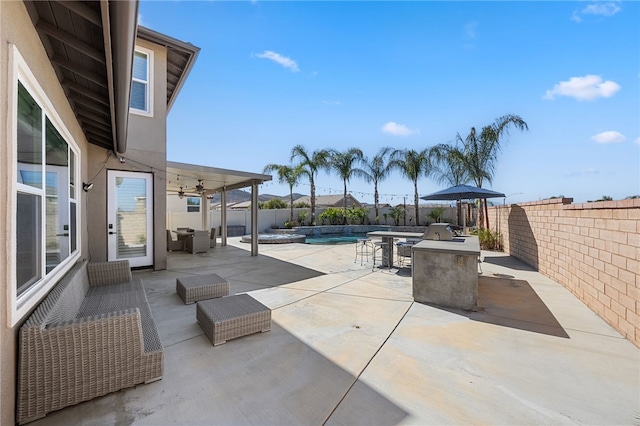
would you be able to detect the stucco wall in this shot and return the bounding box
[489,198,640,348]
[0,2,90,423]
[86,38,168,270]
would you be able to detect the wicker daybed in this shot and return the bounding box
[16,260,163,424]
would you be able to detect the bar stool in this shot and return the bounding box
[395,241,413,267]
[354,238,372,265]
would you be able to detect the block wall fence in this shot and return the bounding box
[488,198,640,348]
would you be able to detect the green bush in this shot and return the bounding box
[262,199,288,209]
[345,207,369,225]
[318,207,369,225]
[293,201,310,208]
[427,207,445,223]
[389,206,405,226]
[318,207,344,225]
[473,228,503,251]
[297,211,308,225]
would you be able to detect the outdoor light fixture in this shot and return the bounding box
[82,182,94,192]
[178,187,185,199]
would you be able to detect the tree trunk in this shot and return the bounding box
[310,178,316,225]
[374,184,379,224]
[414,180,420,226]
[289,187,294,223]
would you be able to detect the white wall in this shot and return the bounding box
[166,205,467,234]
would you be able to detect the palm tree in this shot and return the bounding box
[360,147,393,223]
[389,148,435,226]
[458,114,529,228]
[328,148,365,211]
[431,143,471,187]
[290,145,331,225]
[431,143,471,225]
[263,163,303,224]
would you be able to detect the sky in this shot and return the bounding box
[139,0,639,205]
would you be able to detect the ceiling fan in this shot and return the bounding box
[195,179,205,194]
[168,186,200,199]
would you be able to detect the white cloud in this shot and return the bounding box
[634,137,640,146]
[543,74,620,100]
[137,14,148,27]
[381,122,419,137]
[322,100,341,105]
[255,50,299,72]
[591,131,626,144]
[572,1,622,22]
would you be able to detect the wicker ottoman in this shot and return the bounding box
[176,273,230,304]
[196,294,271,346]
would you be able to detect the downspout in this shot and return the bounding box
[101,0,138,155]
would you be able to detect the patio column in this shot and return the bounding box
[221,188,227,246]
[201,194,209,231]
[251,181,258,256]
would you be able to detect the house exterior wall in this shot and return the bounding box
[86,38,168,270]
[0,2,90,423]
[488,198,640,348]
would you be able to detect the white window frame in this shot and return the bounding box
[129,46,154,117]
[186,197,201,213]
[8,45,81,326]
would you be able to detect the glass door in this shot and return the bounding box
[107,171,153,267]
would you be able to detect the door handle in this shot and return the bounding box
[108,231,116,235]
[56,233,69,237]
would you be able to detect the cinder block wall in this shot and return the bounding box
[488,198,639,348]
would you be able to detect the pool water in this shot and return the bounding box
[305,233,368,245]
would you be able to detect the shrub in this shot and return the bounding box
[293,201,310,208]
[427,207,445,223]
[473,228,503,251]
[262,199,288,209]
[318,207,344,225]
[345,207,369,225]
[389,206,405,226]
[297,211,308,225]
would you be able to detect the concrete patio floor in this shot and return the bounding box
[33,238,639,425]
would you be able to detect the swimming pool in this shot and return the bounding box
[305,233,368,245]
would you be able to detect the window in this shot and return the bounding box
[187,197,200,213]
[130,47,153,116]
[14,70,79,312]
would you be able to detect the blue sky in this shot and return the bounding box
[139,1,639,205]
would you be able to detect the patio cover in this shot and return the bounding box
[166,161,272,256]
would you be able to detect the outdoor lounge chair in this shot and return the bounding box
[186,230,209,253]
[167,229,185,251]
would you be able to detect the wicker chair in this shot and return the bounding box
[16,260,163,424]
[186,230,209,253]
[167,229,185,251]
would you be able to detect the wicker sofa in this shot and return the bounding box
[16,260,163,424]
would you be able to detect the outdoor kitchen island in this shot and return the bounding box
[412,235,480,311]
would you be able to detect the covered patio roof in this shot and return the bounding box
[166,161,272,255]
[166,161,272,195]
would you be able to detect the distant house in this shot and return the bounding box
[294,194,362,208]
